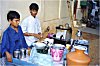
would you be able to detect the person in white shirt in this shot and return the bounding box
[21,3,43,47]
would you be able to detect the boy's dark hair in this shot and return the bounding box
[29,3,39,11]
[7,11,20,21]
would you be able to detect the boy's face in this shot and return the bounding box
[9,18,20,28]
[30,10,38,17]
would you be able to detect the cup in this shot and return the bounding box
[20,48,25,59]
[14,50,20,59]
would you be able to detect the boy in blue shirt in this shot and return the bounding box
[1,11,30,62]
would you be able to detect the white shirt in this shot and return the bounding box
[21,15,41,46]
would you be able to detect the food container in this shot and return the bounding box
[50,44,65,62]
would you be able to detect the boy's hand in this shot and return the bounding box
[5,51,12,62]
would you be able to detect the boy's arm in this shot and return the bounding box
[1,32,9,57]
[21,18,43,39]
[19,26,28,48]
[1,31,12,62]
[23,19,43,39]
[23,32,42,39]
[19,26,31,55]
[5,51,12,62]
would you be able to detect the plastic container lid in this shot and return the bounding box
[78,39,89,45]
[73,45,87,50]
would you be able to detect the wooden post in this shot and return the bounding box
[67,0,78,39]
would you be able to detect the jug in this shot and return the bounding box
[50,44,65,62]
[67,45,91,66]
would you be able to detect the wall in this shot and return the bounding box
[0,0,1,36]
[76,0,82,20]
[41,0,71,33]
[0,0,70,35]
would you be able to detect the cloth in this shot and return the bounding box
[1,25,28,57]
[21,15,42,46]
[29,47,53,66]
[80,1,87,6]
[0,57,38,66]
[12,58,38,66]
[80,0,87,9]
[91,9,95,16]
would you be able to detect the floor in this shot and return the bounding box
[81,25,99,66]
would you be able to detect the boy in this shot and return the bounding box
[1,11,29,62]
[21,3,43,47]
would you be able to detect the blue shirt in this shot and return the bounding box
[1,25,28,57]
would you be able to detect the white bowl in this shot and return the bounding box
[35,42,46,49]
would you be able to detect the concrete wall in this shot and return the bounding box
[0,0,71,36]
